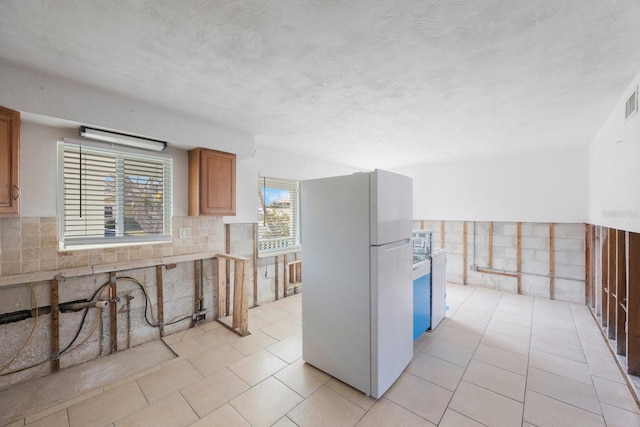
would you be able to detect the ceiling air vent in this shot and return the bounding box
[625,86,637,120]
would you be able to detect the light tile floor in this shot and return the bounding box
[5,284,640,427]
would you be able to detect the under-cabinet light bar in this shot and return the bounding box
[80,126,167,152]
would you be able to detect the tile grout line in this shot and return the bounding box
[570,298,606,419]
[585,303,640,411]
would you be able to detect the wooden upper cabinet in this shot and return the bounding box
[0,106,20,217]
[188,148,236,216]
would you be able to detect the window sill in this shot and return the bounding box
[258,246,301,259]
[60,238,172,251]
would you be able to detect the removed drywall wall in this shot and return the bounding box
[226,223,301,306]
[0,256,217,391]
[416,220,585,304]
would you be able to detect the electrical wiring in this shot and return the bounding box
[1,274,199,377]
[61,276,193,356]
[115,277,194,328]
[164,295,204,326]
[0,284,39,374]
[62,288,106,355]
[0,359,49,377]
[59,282,111,355]
[65,307,102,355]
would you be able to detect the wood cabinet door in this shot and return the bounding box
[188,148,236,216]
[0,106,20,216]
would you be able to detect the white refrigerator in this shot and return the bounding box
[301,169,413,398]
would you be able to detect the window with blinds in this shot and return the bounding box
[59,141,173,248]
[258,177,300,252]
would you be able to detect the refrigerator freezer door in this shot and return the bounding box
[370,239,413,398]
[370,170,413,246]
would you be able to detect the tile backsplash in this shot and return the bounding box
[0,216,224,277]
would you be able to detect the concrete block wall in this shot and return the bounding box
[0,258,217,391]
[0,221,298,391]
[0,213,223,390]
[227,223,301,307]
[414,220,586,303]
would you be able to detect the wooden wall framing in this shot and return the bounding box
[628,232,640,375]
[216,254,250,336]
[50,279,60,372]
[549,223,555,300]
[516,222,522,294]
[462,221,468,285]
[586,226,640,387]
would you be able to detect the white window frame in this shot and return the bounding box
[58,139,173,249]
[258,176,301,254]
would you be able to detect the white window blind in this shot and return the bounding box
[258,177,300,252]
[60,141,172,248]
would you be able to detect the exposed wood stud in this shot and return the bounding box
[275,255,279,301]
[596,227,602,317]
[283,254,288,298]
[440,221,445,249]
[109,271,117,354]
[225,223,231,315]
[608,228,616,339]
[218,254,251,336]
[549,223,555,300]
[616,229,626,356]
[194,260,201,327]
[239,260,249,335]
[156,265,165,337]
[232,261,244,329]
[585,224,592,306]
[516,222,522,294]
[463,221,468,285]
[602,228,609,328]
[488,222,494,269]
[628,232,640,375]
[253,223,259,307]
[216,257,227,318]
[50,279,60,372]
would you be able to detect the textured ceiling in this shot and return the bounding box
[1,0,640,170]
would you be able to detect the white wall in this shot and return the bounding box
[395,147,588,223]
[18,124,360,223]
[20,122,70,217]
[588,69,640,233]
[255,145,363,181]
[0,61,263,221]
[0,62,255,157]
[20,120,191,217]
[224,156,258,224]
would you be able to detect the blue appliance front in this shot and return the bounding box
[413,271,431,340]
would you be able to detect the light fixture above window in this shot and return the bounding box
[80,126,167,152]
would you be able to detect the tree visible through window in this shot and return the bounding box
[59,141,172,248]
[258,177,300,252]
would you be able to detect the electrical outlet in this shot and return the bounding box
[179,228,190,239]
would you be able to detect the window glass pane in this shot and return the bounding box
[123,158,165,235]
[258,177,300,252]
[60,142,172,247]
[63,148,116,238]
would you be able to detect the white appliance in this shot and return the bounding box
[301,169,413,398]
[430,249,447,329]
